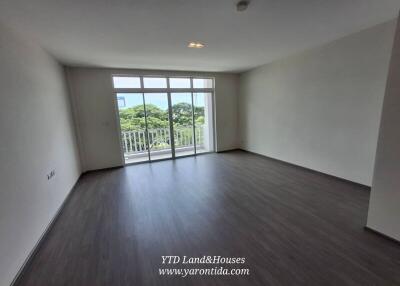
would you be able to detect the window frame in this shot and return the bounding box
[111,74,216,165]
[112,74,214,93]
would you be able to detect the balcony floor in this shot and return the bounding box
[124,147,208,164]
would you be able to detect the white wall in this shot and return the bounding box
[239,20,396,185]
[0,23,81,286]
[66,67,239,172]
[367,17,400,241]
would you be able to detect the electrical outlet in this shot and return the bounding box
[47,170,56,180]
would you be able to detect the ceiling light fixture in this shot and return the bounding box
[236,0,250,12]
[188,42,205,48]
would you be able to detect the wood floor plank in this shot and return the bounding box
[15,151,400,286]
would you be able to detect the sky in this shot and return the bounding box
[114,77,212,110]
[117,93,207,110]
[113,77,212,89]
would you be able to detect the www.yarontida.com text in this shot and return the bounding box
[159,256,250,278]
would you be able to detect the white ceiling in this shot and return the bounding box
[1,0,399,72]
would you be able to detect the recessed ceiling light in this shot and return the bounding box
[188,42,205,48]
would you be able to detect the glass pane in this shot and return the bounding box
[116,93,149,163]
[143,77,167,88]
[143,93,172,160]
[169,78,190,88]
[113,77,141,88]
[171,93,195,157]
[193,78,213,89]
[193,93,214,153]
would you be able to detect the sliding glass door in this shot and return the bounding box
[113,76,214,164]
[116,93,149,163]
[143,93,173,160]
[193,92,213,154]
[171,93,195,157]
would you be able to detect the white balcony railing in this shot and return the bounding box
[121,125,204,154]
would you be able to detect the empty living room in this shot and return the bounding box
[2,0,400,285]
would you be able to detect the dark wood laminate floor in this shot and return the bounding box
[15,151,400,286]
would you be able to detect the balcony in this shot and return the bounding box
[121,125,207,163]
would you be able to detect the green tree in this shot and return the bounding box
[172,102,192,126]
[119,104,169,131]
[118,103,205,131]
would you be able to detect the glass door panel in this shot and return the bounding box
[143,93,172,160]
[171,93,195,157]
[116,93,149,164]
[193,93,214,153]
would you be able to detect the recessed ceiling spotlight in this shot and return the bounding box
[236,0,250,12]
[188,42,205,48]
